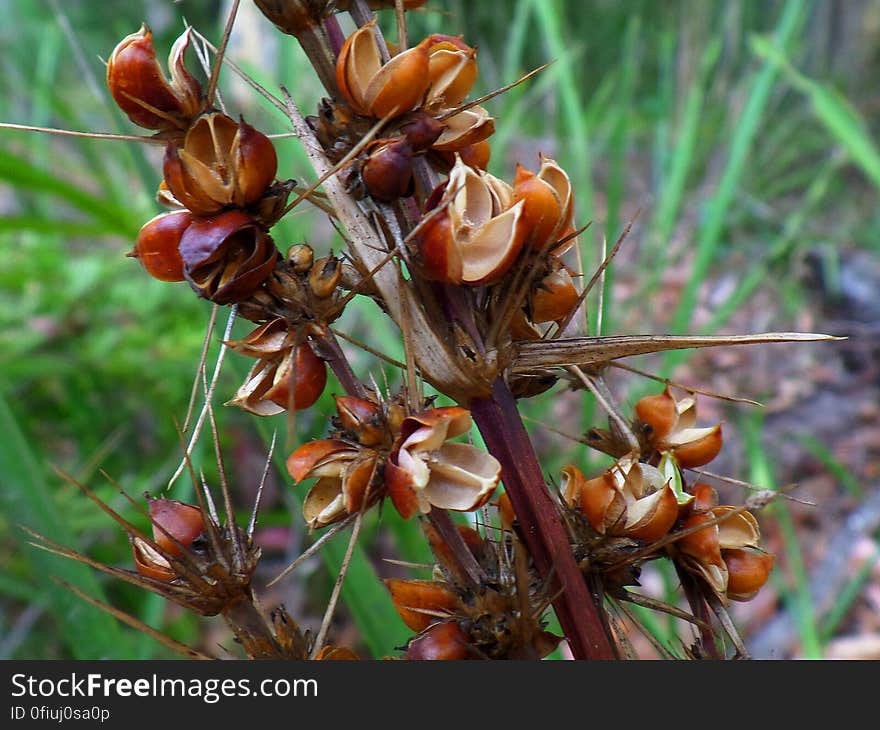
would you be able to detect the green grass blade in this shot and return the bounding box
[664,0,810,371]
[0,149,138,237]
[742,411,823,658]
[0,388,130,659]
[750,34,880,191]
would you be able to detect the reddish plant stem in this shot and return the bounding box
[469,378,618,660]
[426,508,485,588]
[675,563,722,659]
[310,324,369,399]
[324,13,345,58]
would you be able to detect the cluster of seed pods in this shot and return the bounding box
[92,1,780,661]
[563,386,774,606]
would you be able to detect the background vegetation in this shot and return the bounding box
[2,0,878,659]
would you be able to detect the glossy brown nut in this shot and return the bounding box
[130,211,194,282]
[362,137,414,201]
[148,498,205,556]
[405,622,473,660]
[265,342,327,411]
[723,547,775,601]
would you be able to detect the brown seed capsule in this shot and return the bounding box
[132,538,176,582]
[423,35,478,109]
[671,424,723,468]
[106,25,202,131]
[455,139,491,170]
[130,210,194,282]
[723,547,775,601]
[163,112,278,216]
[386,406,500,519]
[385,579,461,633]
[399,112,445,152]
[334,395,384,446]
[512,156,573,251]
[179,210,279,304]
[286,243,314,273]
[415,208,463,284]
[416,158,526,284]
[336,21,431,119]
[362,137,414,201]
[405,621,474,660]
[308,255,342,298]
[634,388,678,442]
[431,106,495,153]
[148,498,205,557]
[529,264,580,324]
[265,342,328,411]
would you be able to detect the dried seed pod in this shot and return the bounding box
[399,111,445,152]
[416,157,526,285]
[286,439,380,528]
[132,538,176,582]
[635,387,724,468]
[253,0,333,34]
[405,621,474,660]
[563,458,678,542]
[336,21,430,119]
[132,498,205,582]
[431,106,495,152]
[263,342,328,411]
[385,406,501,519]
[454,139,491,170]
[385,579,461,633]
[669,424,723,468]
[106,25,202,131]
[286,243,314,273]
[313,646,360,660]
[226,323,328,416]
[635,388,677,442]
[674,502,764,598]
[529,261,580,324]
[163,112,278,216]
[130,210,194,282]
[362,137,414,201]
[178,210,279,304]
[334,395,384,446]
[148,498,205,556]
[422,35,478,108]
[723,547,774,601]
[512,155,573,250]
[308,255,342,298]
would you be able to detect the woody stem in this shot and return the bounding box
[469,377,619,660]
[309,324,369,399]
